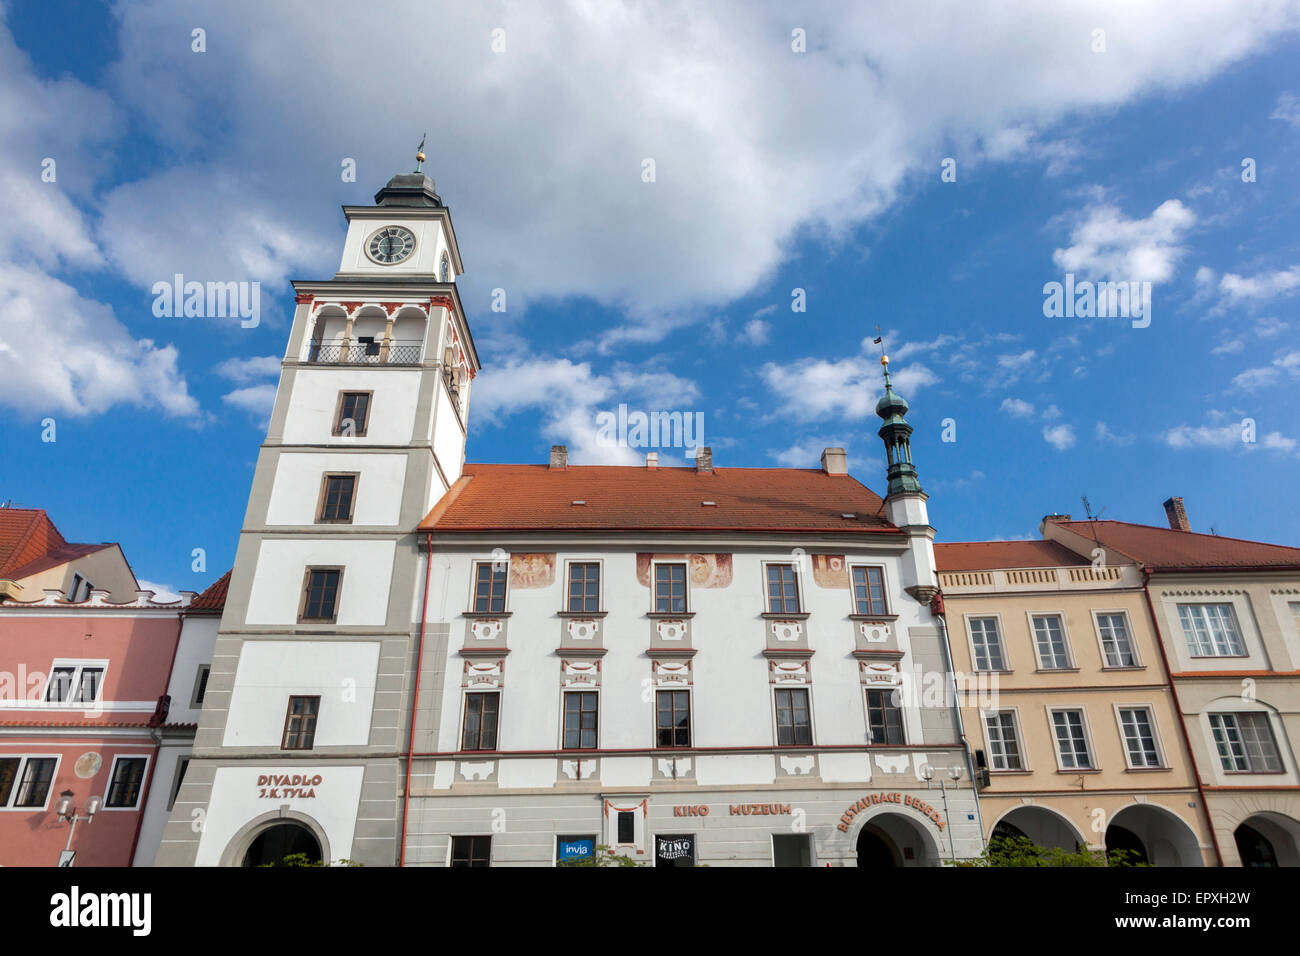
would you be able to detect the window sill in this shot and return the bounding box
[1055,768,1101,774]
[1034,667,1080,674]
[848,613,899,622]
[1099,665,1146,671]
[647,611,695,619]
[1123,766,1171,773]
[463,611,512,619]
[761,612,809,620]
[558,610,607,618]
[989,769,1033,775]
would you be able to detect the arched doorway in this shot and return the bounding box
[242,822,323,867]
[857,826,899,867]
[993,806,1085,852]
[1234,813,1300,867]
[1105,805,1203,867]
[856,812,939,867]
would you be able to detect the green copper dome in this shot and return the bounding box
[875,355,924,498]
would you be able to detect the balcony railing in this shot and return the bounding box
[305,340,424,365]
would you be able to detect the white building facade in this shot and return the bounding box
[159,163,980,866]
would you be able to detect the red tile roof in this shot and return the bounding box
[420,464,899,535]
[190,569,231,611]
[0,508,66,576]
[3,543,113,581]
[935,539,1091,572]
[1055,520,1300,572]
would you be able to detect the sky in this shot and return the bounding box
[0,0,1298,597]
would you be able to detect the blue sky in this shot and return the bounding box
[1,1,1298,596]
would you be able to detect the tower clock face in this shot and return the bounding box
[366,226,416,265]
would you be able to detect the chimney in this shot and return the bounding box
[1039,513,1072,537]
[695,446,713,473]
[646,451,658,469]
[549,445,568,470]
[1163,496,1190,532]
[820,447,848,476]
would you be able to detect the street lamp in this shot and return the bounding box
[55,789,101,866]
[921,764,963,863]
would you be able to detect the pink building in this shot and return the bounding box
[0,507,222,867]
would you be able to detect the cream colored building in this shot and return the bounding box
[938,538,1214,865]
[1044,501,1300,867]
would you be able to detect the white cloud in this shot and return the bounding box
[1052,199,1195,283]
[1163,421,1243,448]
[94,0,1300,336]
[768,438,869,472]
[1232,349,1300,390]
[1271,91,1300,126]
[138,580,182,603]
[1211,338,1245,355]
[0,264,197,417]
[738,318,771,346]
[221,384,277,421]
[1042,424,1077,451]
[1219,266,1300,302]
[1041,404,1062,420]
[759,357,938,422]
[1096,421,1135,445]
[1000,397,1035,418]
[998,350,1038,370]
[471,356,702,464]
[214,355,282,383]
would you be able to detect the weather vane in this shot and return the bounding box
[873,325,888,370]
[415,133,427,173]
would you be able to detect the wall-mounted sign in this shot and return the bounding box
[655,834,696,867]
[557,837,595,862]
[835,791,945,832]
[673,804,710,817]
[729,803,792,816]
[256,773,322,799]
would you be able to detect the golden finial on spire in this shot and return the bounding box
[415,133,427,172]
[873,325,888,366]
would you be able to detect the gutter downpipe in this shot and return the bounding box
[933,602,985,859]
[399,531,435,867]
[1140,566,1224,867]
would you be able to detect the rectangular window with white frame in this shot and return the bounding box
[103,755,150,809]
[982,710,1024,771]
[1049,708,1094,770]
[1208,712,1283,773]
[765,563,801,614]
[1178,603,1246,657]
[1096,612,1140,668]
[774,687,813,746]
[566,561,601,613]
[851,566,888,616]
[43,660,107,705]
[1030,613,1072,669]
[471,561,507,613]
[0,755,59,809]
[1116,706,1164,768]
[968,617,1006,671]
[653,562,687,613]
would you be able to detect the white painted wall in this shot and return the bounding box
[338,216,452,278]
[266,453,407,526]
[133,741,188,866]
[223,641,381,747]
[433,544,932,784]
[245,539,396,626]
[166,615,219,724]
[281,369,423,446]
[195,765,365,866]
[433,387,466,485]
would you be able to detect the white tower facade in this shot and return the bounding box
[156,166,479,866]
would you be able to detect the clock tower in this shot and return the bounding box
[155,153,479,867]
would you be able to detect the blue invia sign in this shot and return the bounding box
[558,839,595,862]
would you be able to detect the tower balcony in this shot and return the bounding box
[304,339,424,366]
